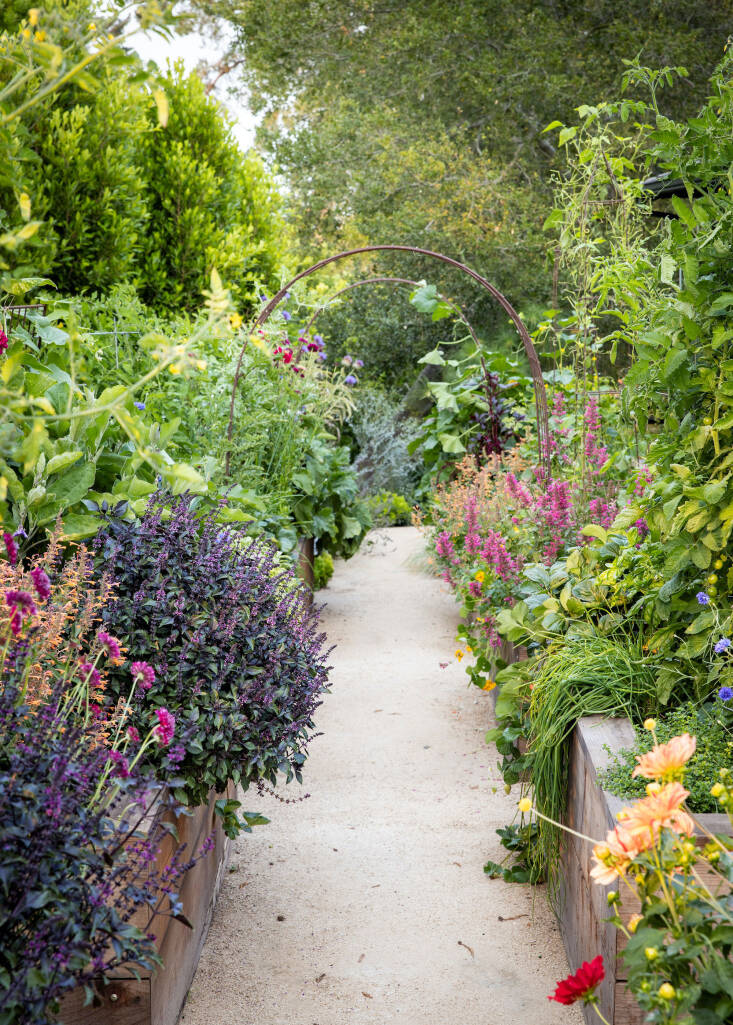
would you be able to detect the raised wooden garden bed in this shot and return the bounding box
[58,782,235,1025]
[559,716,730,1025]
[296,536,315,597]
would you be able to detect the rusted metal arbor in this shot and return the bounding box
[226,244,549,475]
[302,275,481,348]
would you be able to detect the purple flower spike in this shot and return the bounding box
[3,532,18,568]
[98,630,122,660]
[30,567,51,601]
[0,328,8,354]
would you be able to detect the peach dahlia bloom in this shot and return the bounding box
[632,733,696,782]
[590,824,654,885]
[617,782,695,841]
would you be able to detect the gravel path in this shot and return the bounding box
[181,527,582,1025]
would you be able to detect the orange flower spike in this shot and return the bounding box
[632,733,696,783]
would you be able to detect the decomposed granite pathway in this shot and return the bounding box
[181,527,583,1025]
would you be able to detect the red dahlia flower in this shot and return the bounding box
[548,956,604,1005]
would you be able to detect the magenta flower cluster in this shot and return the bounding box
[583,398,608,470]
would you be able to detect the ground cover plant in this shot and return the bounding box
[602,699,733,814]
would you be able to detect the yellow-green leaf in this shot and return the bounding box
[153,88,169,127]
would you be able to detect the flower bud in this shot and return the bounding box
[645,947,658,961]
[627,914,642,934]
[658,983,675,1000]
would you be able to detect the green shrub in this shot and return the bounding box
[600,703,731,813]
[366,490,412,526]
[313,550,334,589]
[291,437,371,558]
[30,73,150,293]
[139,63,289,312]
[348,386,422,497]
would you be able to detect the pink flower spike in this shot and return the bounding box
[5,588,36,623]
[79,661,101,690]
[3,532,18,568]
[30,567,51,601]
[153,707,175,747]
[97,630,122,660]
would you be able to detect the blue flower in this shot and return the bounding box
[715,637,732,655]
[282,310,292,322]
[719,686,733,702]
[697,591,710,606]
[344,374,357,386]
[259,293,268,302]
[134,401,146,411]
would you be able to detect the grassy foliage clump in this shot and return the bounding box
[527,637,657,889]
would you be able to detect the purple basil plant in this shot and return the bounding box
[96,493,331,834]
[0,675,210,1025]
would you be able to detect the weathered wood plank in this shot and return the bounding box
[614,981,645,1025]
[56,979,150,1025]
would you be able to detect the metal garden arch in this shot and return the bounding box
[225,244,549,476]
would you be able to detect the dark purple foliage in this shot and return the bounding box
[97,493,331,817]
[0,678,207,1025]
[467,366,524,463]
